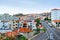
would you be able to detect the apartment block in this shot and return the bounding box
[51,8,60,27]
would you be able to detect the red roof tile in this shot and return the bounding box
[53,20,60,22]
[19,27,33,33]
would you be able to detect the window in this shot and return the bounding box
[56,22,57,24]
[20,24,22,26]
[23,23,27,27]
[59,22,60,24]
[16,24,17,25]
[13,25,15,26]
[13,22,15,23]
[16,21,18,23]
[30,22,32,25]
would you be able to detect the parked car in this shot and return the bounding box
[48,23,52,27]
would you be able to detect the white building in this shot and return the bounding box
[27,20,36,30]
[51,8,60,27]
[0,13,19,30]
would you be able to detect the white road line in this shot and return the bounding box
[46,22,60,40]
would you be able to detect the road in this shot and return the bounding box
[31,32,48,40]
[32,21,60,40]
[43,21,60,40]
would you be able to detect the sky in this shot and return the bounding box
[0,0,60,15]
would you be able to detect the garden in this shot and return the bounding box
[0,33,27,40]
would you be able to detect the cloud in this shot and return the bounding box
[0,0,58,15]
[0,6,50,15]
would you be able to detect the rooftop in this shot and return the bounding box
[53,20,60,22]
[52,8,60,10]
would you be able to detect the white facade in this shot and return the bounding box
[0,21,13,30]
[28,20,36,30]
[0,14,19,30]
[51,9,60,20]
[51,9,60,27]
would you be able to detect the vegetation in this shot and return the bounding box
[0,33,27,40]
[41,27,46,32]
[4,37,10,40]
[34,28,40,35]
[35,18,40,27]
[34,18,41,35]
[16,36,27,40]
[36,28,40,33]
[44,17,51,21]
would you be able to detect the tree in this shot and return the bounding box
[44,17,48,21]
[35,18,40,27]
[44,17,51,21]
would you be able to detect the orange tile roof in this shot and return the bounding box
[19,27,33,33]
[13,29,19,33]
[5,31,18,37]
[5,27,33,37]
[5,32,12,37]
[53,20,60,22]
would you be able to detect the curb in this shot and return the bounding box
[28,32,43,40]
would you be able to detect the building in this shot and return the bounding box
[40,12,51,20]
[14,14,41,21]
[26,14,40,19]
[13,14,28,21]
[51,8,60,27]
[13,14,39,29]
[0,13,19,30]
[24,20,36,30]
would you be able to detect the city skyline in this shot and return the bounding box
[0,0,60,15]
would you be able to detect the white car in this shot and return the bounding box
[48,23,52,27]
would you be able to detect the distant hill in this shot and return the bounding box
[13,13,26,16]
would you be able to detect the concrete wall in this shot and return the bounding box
[20,31,36,38]
[51,21,56,27]
[0,30,12,33]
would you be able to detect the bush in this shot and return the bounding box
[34,28,40,35]
[16,35,27,40]
[42,28,46,32]
[4,37,10,40]
[36,28,40,33]
[1,33,5,36]
[19,36,27,40]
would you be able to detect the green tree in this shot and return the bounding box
[16,35,27,40]
[44,17,51,21]
[42,27,46,32]
[44,17,48,21]
[35,18,40,27]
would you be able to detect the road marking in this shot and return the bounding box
[47,23,60,39]
[42,22,60,40]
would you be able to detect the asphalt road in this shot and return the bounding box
[31,31,48,40]
[32,21,60,40]
[42,21,60,40]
